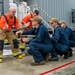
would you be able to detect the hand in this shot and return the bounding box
[3,23,8,30]
[50,34,53,38]
[24,22,30,27]
[22,38,29,43]
[16,31,23,36]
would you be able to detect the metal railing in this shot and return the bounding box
[41,17,54,32]
[13,0,53,32]
[30,4,54,32]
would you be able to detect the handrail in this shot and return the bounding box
[29,5,54,30]
[41,17,54,31]
[13,0,54,32]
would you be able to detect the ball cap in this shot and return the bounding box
[30,16,42,24]
[49,18,58,24]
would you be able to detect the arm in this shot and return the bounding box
[69,30,75,40]
[31,27,45,43]
[0,16,7,29]
[21,29,36,43]
[22,15,31,25]
[16,26,35,36]
[51,29,60,43]
[22,28,35,35]
[14,18,19,29]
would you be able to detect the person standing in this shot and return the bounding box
[0,6,22,62]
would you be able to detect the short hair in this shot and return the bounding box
[34,10,39,15]
[59,20,66,25]
[50,18,58,23]
[9,6,16,11]
[30,16,42,24]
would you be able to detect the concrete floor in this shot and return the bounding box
[0,45,75,75]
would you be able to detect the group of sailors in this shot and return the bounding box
[0,6,75,66]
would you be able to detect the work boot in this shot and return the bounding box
[68,48,73,57]
[21,53,26,57]
[0,55,3,63]
[31,60,45,66]
[14,54,23,59]
[68,51,73,57]
[20,49,26,57]
[64,51,69,59]
[13,52,23,59]
[45,53,51,62]
[0,58,3,63]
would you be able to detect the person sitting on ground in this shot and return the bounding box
[59,20,75,57]
[16,16,57,66]
[49,18,69,59]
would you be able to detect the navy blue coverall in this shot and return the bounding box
[23,23,57,63]
[64,26,75,47]
[51,26,69,55]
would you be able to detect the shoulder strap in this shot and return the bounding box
[3,15,8,24]
[14,16,16,25]
[3,15,16,25]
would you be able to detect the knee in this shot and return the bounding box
[27,49,32,55]
[29,42,35,47]
[29,42,37,49]
[0,40,4,50]
[12,39,19,48]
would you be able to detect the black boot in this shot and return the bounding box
[68,48,73,57]
[64,51,69,59]
[20,49,25,53]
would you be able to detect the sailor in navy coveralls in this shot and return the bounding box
[49,18,69,59]
[17,16,57,66]
[59,20,75,57]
